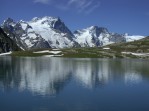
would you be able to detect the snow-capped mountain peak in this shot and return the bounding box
[86,26,109,34]
[30,16,58,27]
[4,18,15,24]
[1,16,78,49]
[2,18,16,27]
[31,17,41,22]
[74,25,122,47]
[75,26,109,36]
[87,26,98,30]
[1,16,145,50]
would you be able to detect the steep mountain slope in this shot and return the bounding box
[0,28,20,53]
[74,26,144,47]
[1,17,78,49]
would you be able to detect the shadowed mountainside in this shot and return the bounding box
[0,28,20,53]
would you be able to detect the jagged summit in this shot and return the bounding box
[4,18,14,23]
[29,16,59,27]
[74,26,109,37]
[31,16,58,22]
[74,25,126,47]
[1,16,145,50]
[1,16,77,49]
[73,25,145,47]
[87,26,108,32]
[2,18,15,28]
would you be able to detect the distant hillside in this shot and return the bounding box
[107,36,149,53]
[0,28,20,53]
[61,36,149,58]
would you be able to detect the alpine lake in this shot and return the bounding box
[0,56,149,111]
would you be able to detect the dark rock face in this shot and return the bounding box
[53,18,73,36]
[110,33,126,43]
[2,18,26,49]
[31,40,51,49]
[0,28,20,53]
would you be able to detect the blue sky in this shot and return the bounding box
[0,0,149,35]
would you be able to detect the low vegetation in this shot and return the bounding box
[10,36,149,59]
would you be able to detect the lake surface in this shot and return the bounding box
[0,57,149,111]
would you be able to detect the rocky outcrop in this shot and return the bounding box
[0,28,20,53]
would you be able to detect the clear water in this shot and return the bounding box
[0,57,149,111]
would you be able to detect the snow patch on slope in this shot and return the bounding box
[125,35,145,42]
[33,50,62,54]
[0,52,12,56]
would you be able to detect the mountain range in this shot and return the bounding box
[0,16,145,50]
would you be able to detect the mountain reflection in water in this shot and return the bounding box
[0,57,148,96]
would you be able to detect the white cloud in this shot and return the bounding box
[78,1,93,13]
[68,0,90,7]
[67,0,100,14]
[33,0,100,14]
[34,0,50,4]
[85,2,100,14]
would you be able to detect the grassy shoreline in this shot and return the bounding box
[3,36,148,58]
[9,47,149,59]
